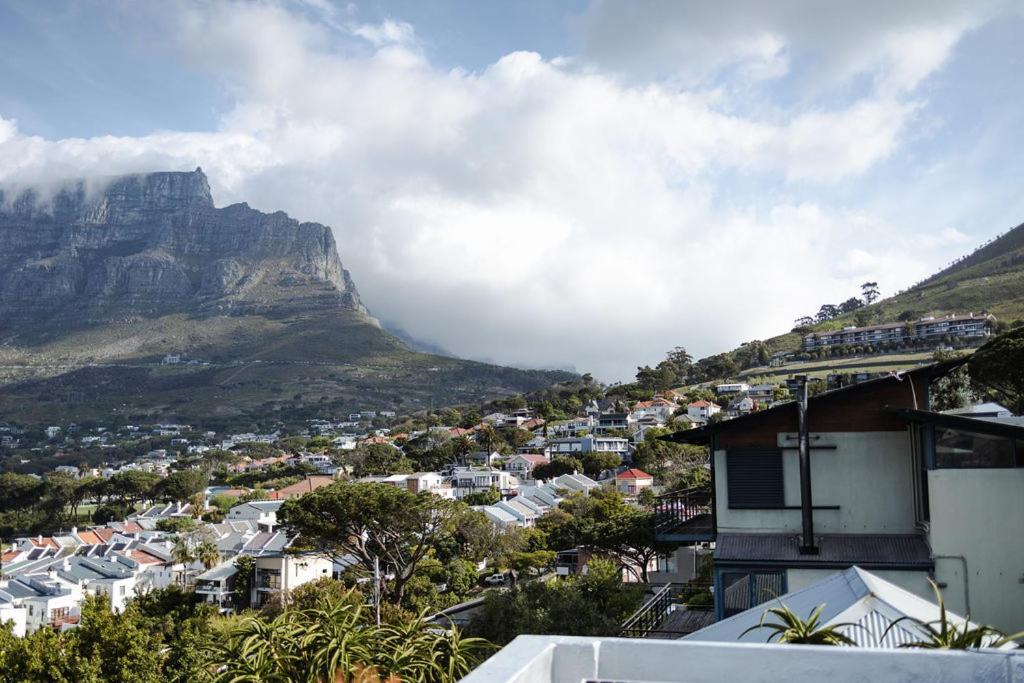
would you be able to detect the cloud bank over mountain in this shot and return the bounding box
[1,0,1022,380]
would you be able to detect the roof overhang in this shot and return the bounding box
[885,407,1024,440]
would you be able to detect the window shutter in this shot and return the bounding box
[727,449,783,508]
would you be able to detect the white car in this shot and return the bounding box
[483,573,507,586]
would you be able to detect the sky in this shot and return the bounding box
[1,0,1023,381]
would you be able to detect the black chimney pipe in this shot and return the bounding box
[791,375,818,555]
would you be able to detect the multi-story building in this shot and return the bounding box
[802,313,994,351]
[660,360,1024,633]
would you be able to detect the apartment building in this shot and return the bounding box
[802,313,994,351]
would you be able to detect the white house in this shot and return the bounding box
[505,453,549,478]
[227,501,285,530]
[687,401,721,423]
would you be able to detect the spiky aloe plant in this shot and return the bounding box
[883,579,1024,650]
[741,603,857,645]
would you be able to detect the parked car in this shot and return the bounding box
[483,572,507,586]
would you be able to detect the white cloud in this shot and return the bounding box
[0,0,1003,380]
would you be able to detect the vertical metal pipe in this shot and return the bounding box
[795,376,818,554]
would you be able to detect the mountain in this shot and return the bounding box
[0,169,575,427]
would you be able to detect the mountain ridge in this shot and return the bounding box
[0,169,575,427]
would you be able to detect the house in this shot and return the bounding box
[747,384,777,405]
[227,501,284,530]
[615,468,654,496]
[268,476,336,500]
[661,360,1024,633]
[505,453,549,478]
[726,395,755,416]
[686,400,721,423]
[467,450,503,466]
[630,398,676,423]
[449,467,519,500]
[550,472,600,494]
[715,383,750,395]
[595,412,631,434]
[547,435,630,460]
[404,472,454,497]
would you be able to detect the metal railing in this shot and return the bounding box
[654,486,712,532]
[620,583,675,638]
[620,580,715,638]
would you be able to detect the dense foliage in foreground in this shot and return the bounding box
[0,587,492,683]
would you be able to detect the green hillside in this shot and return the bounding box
[712,220,1024,379]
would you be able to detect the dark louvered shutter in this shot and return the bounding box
[726,449,783,508]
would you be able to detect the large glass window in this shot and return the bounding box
[720,570,785,617]
[935,427,1023,468]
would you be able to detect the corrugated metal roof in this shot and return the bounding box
[716,533,932,568]
[685,567,977,648]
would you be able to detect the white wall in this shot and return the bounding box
[0,603,27,637]
[715,431,916,535]
[928,468,1024,634]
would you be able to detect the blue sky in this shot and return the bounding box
[1,0,1023,380]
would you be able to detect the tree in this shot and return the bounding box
[233,555,256,609]
[0,473,44,532]
[532,457,583,481]
[156,516,198,533]
[816,304,839,322]
[462,487,501,506]
[195,539,221,570]
[280,482,463,603]
[838,297,864,314]
[350,443,411,477]
[968,328,1024,414]
[105,470,161,509]
[155,469,208,503]
[581,451,621,477]
[208,592,491,682]
[468,558,644,645]
[930,350,976,411]
[861,281,880,304]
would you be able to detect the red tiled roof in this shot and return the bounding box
[2,550,19,563]
[515,453,548,464]
[76,530,104,545]
[269,476,336,500]
[687,400,714,408]
[95,528,116,543]
[128,549,165,565]
[616,468,653,480]
[121,522,144,533]
[32,537,59,549]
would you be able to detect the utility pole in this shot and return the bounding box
[374,555,381,626]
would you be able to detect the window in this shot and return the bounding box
[935,427,1024,469]
[720,570,785,618]
[49,606,70,622]
[726,449,784,508]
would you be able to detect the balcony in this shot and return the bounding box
[654,487,713,542]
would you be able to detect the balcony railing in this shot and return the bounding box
[654,487,712,540]
[620,580,714,638]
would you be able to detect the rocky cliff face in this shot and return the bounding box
[0,168,372,333]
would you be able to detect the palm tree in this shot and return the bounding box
[741,603,857,645]
[883,580,1024,649]
[195,539,221,570]
[171,537,195,588]
[208,591,493,682]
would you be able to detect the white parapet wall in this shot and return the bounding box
[460,635,1024,683]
